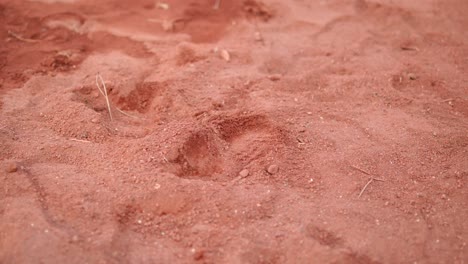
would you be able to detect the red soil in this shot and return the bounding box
[1,0,467,263]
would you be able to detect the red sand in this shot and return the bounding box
[1,0,467,263]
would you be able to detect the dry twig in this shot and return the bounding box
[352,165,385,198]
[358,177,385,198]
[350,165,370,175]
[400,46,419,51]
[161,152,168,163]
[115,107,141,119]
[69,138,91,143]
[8,30,39,43]
[95,74,113,121]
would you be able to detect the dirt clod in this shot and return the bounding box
[267,164,279,175]
[239,169,250,178]
[6,162,18,173]
[193,250,204,260]
[408,73,417,80]
[268,74,281,81]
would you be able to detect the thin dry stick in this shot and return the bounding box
[8,30,39,43]
[358,178,374,198]
[372,177,386,182]
[95,74,113,121]
[94,76,139,120]
[401,46,419,51]
[350,165,371,175]
[69,138,91,143]
[115,107,140,119]
[352,165,386,198]
[161,152,168,163]
[358,177,385,198]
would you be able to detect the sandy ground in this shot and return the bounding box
[1,0,467,263]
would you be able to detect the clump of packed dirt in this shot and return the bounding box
[1,0,467,263]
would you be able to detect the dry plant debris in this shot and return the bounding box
[95,74,113,121]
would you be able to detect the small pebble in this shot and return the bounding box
[267,164,279,175]
[239,169,249,178]
[6,162,18,173]
[220,49,230,62]
[91,118,99,123]
[408,73,417,80]
[254,31,263,41]
[71,235,80,242]
[156,2,170,10]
